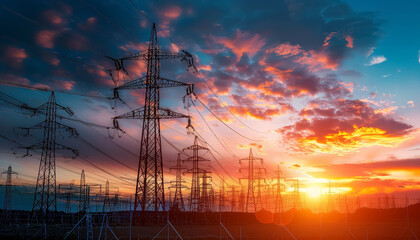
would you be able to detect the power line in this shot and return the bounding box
[0,80,110,100]
[194,96,262,142]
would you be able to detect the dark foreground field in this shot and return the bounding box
[1,204,419,239]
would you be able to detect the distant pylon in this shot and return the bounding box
[1,166,18,224]
[110,23,194,212]
[183,136,210,212]
[228,186,240,212]
[274,165,283,213]
[102,180,111,212]
[2,166,18,211]
[255,167,266,210]
[169,153,188,211]
[293,178,302,210]
[26,92,78,223]
[238,187,245,212]
[239,148,262,213]
[79,170,89,213]
[219,177,225,212]
[391,194,396,208]
[326,180,334,212]
[199,170,212,212]
[65,184,74,214]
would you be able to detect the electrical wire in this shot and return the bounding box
[195,96,262,142]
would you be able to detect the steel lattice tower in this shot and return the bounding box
[274,165,283,213]
[110,23,194,212]
[169,153,188,211]
[2,166,17,211]
[28,92,78,223]
[228,186,239,212]
[183,136,210,212]
[293,178,302,210]
[200,170,212,212]
[239,148,262,212]
[219,177,225,212]
[102,180,111,212]
[1,166,18,224]
[79,170,89,213]
[60,183,74,214]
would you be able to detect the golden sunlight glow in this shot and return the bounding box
[303,187,322,198]
[297,125,408,154]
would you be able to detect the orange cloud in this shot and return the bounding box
[345,35,354,48]
[4,47,27,65]
[238,142,264,153]
[54,80,76,90]
[297,125,408,154]
[295,50,338,71]
[35,30,58,48]
[323,32,335,47]
[267,42,303,57]
[212,29,266,58]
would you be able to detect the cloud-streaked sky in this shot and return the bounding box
[0,0,419,210]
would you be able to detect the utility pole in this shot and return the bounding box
[169,153,188,211]
[1,166,18,224]
[183,136,210,212]
[20,92,78,224]
[110,23,194,212]
[239,148,262,213]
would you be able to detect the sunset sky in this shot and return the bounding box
[0,0,419,210]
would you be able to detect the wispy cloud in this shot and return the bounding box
[365,55,386,66]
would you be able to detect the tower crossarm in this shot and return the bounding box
[115,76,192,90]
[118,49,193,63]
[238,157,263,164]
[182,156,210,163]
[182,144,209,151]
[114,107,190,120]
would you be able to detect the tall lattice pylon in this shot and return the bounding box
[200,170,212,212]
[239,148,262,212]
[255,167,266,210]
[22,92,78,223]
[183,136,210,212]
[110,23,194,212]
[79,170,89,213]
[169,153,188,211]
[293,178,302,210]
[274,165,283,213]
[1,166,18,224]
[228,186,240,212]
[219,177,225,212]
[58,183,74,214]
[102,180,111,212]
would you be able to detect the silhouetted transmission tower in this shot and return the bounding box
[1,165,18,223]
[102,180,111,212]
[79,170,89,213]
[183,136,210,212]
[169,153,188,211]
[110,23,194,212]
[19,92,78,223]
[239,148,262,212]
